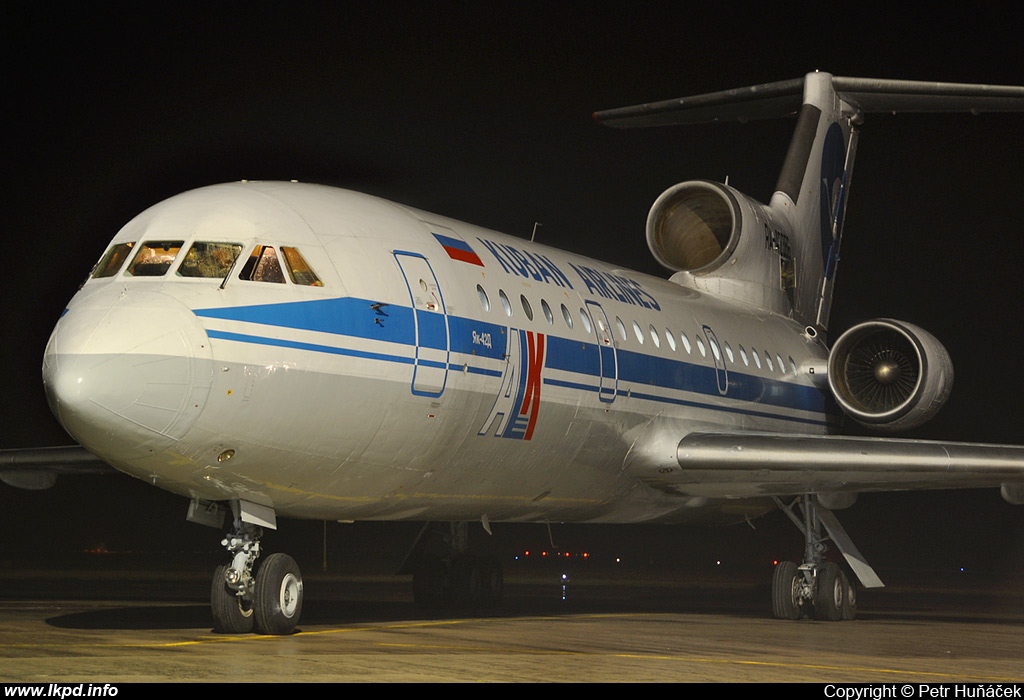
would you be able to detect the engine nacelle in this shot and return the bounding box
[827,319,954,432]
[647,180,740,272]
[648,180,759,273]
[647,181,796,313]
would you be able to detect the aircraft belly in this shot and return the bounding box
[166,355,641,520]
[147,332,832,522]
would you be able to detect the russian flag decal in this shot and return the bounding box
[433,232,484,266]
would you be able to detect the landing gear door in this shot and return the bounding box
[395,252,450,397]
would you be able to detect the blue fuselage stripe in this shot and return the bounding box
[196,297,830,420]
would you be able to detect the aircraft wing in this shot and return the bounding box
[0,445,116,490]
[650,433,1024,502]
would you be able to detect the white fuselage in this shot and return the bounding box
[43,181,837,526]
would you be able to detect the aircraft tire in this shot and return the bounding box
[771,560,801,620]
[840,569,857,620]
[449,555,482,609]
[210,563,255,634]
[478,555,504,609]
[253,553,303,635]
[815,562,845,622]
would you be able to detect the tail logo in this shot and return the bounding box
[818,122,847,280]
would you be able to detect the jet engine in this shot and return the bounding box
[646,180,797,312]
[646,180,782,273]
[827,319,953,432]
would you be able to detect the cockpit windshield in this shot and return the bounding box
[91,242,136,278]
[126,241,184,276]
[238,245,323,286]
[88,240,323,286]
[177,242,243,278]
[238,245,286,283]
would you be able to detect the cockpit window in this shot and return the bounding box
[126,241,184,277]
[177,241,243,278]
[91,242,135,278]
[281,247,323,286]
[238,245,286,283]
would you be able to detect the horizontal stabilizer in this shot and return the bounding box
[595,75,1024,128]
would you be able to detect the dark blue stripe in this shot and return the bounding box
[195,297,830,417]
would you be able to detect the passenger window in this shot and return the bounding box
[126,241,183,277]
[561,304,573,329]
[239,246,286,283]
[578,308,592,333]
[282,247,323,286]
[177,242,243,278]
[92,242,135,278]
[477,285,490,312]
[521,295,534,321]
[541,299,554,325]
[708,336,721,361]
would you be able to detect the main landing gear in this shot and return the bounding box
[770,494,881,621]
[210,512,304,635]
[405,522,504,610]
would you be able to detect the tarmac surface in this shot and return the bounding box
[1,558,1022,683]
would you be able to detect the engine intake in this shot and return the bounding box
[646,181,740,272]
[827,319,953,432]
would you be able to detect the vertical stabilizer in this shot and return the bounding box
[769,72,859,331]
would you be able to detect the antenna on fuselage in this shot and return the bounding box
[531,222,542,242]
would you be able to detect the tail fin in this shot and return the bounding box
[596,72,1023,332]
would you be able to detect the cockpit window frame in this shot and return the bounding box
[91,242,136,278]
[175,241,244,279]
[124,240,185,277]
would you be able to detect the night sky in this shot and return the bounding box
[3,5,1022,575]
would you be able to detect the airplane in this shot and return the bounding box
[2,72,1023,635]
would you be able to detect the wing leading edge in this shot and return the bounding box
[652,433,1024,502]
[0,445,115,490]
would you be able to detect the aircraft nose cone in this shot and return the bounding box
[43,290,213,456]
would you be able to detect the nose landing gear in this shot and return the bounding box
[210,504,303,635]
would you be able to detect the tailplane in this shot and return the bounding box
[596,72,1023,332]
